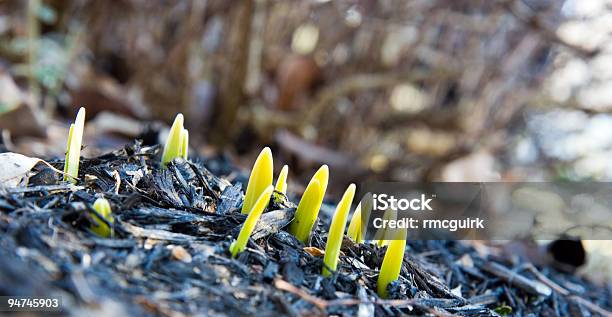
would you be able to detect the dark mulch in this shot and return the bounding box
[0,141,610,316]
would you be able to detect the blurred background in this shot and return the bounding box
[0,0,611,189]
[0,0,611,282]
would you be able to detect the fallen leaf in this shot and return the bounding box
[303,246,325,257]
[170,245,192,263]
[0,152,48,187]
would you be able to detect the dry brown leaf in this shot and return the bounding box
[170,245,192,263]
[0,152,57,187]
[303,246,325,257]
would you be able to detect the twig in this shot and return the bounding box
[523,264,569,296]
[274,279,458,317]
[481,262,552,297]
[523,264,612,316]
[274,279,327,312]
[112,170,121,195]
[6,184,83,194]
[569,295,612,317]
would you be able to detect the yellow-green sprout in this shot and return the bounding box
[180,128,189,159]
[346,204,362,242]
[63,107,86,183]
[322,183,356,277]
[311,165,329,196]
[242,147,274,214]
[275,165,289,194]
[377,228,407,298]
[161,113,189,166]
[90,198,114,238]
[230,185,274,257]
[347,193,373,244]
[288,165,328,243]
[374,209,397,247]
[289,180,321,243]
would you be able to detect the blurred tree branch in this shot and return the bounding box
[210,0,255,147]
[303,68,460,124]
[247,68,460,135]
[501,0,600,58]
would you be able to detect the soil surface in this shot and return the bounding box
[0,142,610,316]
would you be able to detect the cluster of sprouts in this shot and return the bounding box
[62,110,193,239]
[236,147,407,297]
[63,108,405,297]
[63,108,118,238]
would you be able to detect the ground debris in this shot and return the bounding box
[0,141,610,316]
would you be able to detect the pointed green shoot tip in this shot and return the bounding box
[288,165,329,243]
[275,165,289,194]
[322,184,356,277]
[312,165,329,195]
[90,198,114,238]
[288,179,322,243]
[161,113,186,166]
[230,185,274,257]
[377,229,407,298]
[241,147,273,214]
[64,107,86,183]
[180,128,189,159]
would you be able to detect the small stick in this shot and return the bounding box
[274,279,327,312]
[7,184,83,194]
[274,279,456,317]
[569,296,612,317]
[481,262,552,297]
[112,170,121,195]
[523,264,569,296]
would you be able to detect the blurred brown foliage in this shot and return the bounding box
[0,0,605,187]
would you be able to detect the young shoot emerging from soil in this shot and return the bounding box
[161,113,189,166]
[90,198,114,238]
[230,185,274,257]
[347,192,372,244]
[241,147,273,214]
[63,107,86,183]
[346,202,362,243]
[274,165,289,194]
[374,209,397,247]
[322,183,355,277]
[289,165,328,243]
[377,228,407,298]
